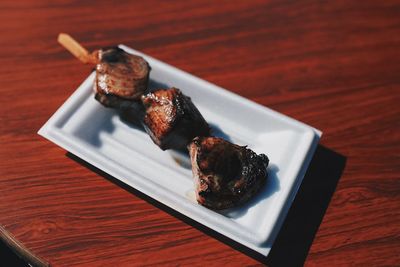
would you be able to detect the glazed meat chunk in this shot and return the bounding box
[189,137,269,210]
[94,47,150,109]
[142,88,210,151]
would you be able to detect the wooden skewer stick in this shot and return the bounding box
[57,33,97,64]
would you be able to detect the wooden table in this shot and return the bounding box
[1,1,399,266]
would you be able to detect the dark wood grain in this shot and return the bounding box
[0,0,399,266]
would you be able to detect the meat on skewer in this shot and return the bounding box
[142,88,210,151]
[57,34,150,116]
[188,137,269,210]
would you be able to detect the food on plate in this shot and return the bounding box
[188,136,269,210]
[94,47,150,108]
[57,33,270,210]
[142,88,210,151]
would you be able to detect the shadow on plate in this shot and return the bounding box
[66,144,345,265]
[71,108,117,147]
[209,123,232,142]
[148,79,170,92]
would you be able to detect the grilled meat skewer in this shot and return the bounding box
[58,34,271,211]
[189,137,269,210]
[142,88,210,151]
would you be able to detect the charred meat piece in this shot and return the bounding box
[142,88,210,151]
[189,137,269,210]
[94,47,150,109]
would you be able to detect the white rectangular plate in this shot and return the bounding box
[39,45,321,256]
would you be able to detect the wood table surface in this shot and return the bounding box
[1,1,399,266]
